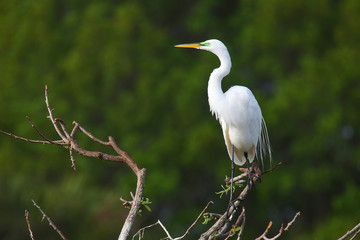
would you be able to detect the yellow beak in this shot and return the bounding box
[174,43,201,49]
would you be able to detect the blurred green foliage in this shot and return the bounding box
[1,0,359,239]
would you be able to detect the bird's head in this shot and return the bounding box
[175,39,228,56]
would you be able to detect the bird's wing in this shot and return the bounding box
[223,86,266,164]
[220,118,248,166]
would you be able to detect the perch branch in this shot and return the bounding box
[200,162,291,240]
[200,163,262,240]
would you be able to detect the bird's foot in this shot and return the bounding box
[243,162,262,189]
[226,198,242,219]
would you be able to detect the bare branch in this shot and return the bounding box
[132,220,164,240]
[225,172,247,185]
[25,210,35,240]
[1,86,147,240]
[133,201,213,240]
[262,162,282,175]
[284,211,301,231]
[236,207,246,240]
[69,146,76,171]
[177,201,213,239]
[255,211,300,240]
[338,222,360,240]
[0,129,64,145]
[350,228,360,240]
[70,121,79,137]
[255,221,278,240]
[73,121,111,146]
[32,200,67,240]
[199,163,298,240]
[119,168,146,240]
[199,163,263,240]
[45,85,67,141]
[26,116,63,145]
[203,212,222,220]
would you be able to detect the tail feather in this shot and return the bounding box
[256,117,272,166]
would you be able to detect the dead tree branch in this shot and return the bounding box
[0,85,146,240]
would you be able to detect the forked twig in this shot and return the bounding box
[255,211,300,240]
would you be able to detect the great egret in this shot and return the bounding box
[175,39,271,175]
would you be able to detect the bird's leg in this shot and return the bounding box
[245,152,254,188]
[226,144,235,219]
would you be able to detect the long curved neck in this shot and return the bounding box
[207,50,232,118]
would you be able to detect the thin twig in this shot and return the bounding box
[45,85,66,141]
[69,147,76,171]
[338,222,360,240]
[350,228,360,240]
[133,201,213,240]
[262,162,282,175]
[284,211,300,231]
[70,121,79,137]
[26,116,62,145]
[32,200,67,240]
[203,212,222,220]
[176,201,214,239]
[25,210,35,240]
[225,172,247,185]
[132,220,163,240]
[255,211,300,240]
[120,196,133,208]
[0,129,65,145]
[255,221,276,240]
[223,207,246,240]
[237,207,246,240]
[73,121,111,145]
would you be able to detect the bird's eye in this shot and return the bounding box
[201,42,210,47]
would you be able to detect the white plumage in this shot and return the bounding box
[175,39,271,166]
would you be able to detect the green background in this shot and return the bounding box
[1,0,359,239]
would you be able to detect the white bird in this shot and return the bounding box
[175,39,271,167]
